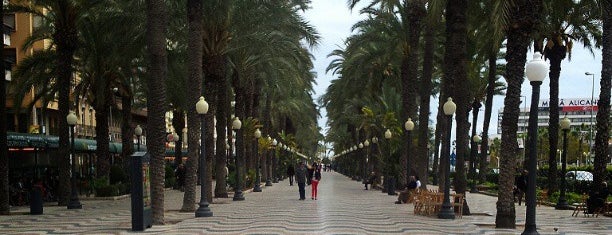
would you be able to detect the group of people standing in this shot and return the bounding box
[289,162,322,200]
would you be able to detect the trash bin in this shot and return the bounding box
[30,187,43,215]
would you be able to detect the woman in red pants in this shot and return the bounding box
[311,169,321,200]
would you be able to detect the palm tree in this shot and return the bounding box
[145,0,169,225]
[538,0,602,194]
[8,0,99,206]
[441,0,470,215]
[592,0,610,190]
[180,0,204,212]
[494,0,544,229]
[0,0,9,215]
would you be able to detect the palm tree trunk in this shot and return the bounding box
[593,0,611,188]
[433,98,445,188]
[495,0,543,228]
[214,79,229,198]
[547,47,565,195]
[480,54,497,183]
[182,0,204,211]
[145,0,168,224]
[0,0,9,214]
[94,100,111,179]
[417,14,434,188]
[120,95,134,172]
[445,0,469,214]
[55,19,77,206]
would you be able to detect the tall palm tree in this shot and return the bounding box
[145,0,168,225]
[181,0,204,212]
[535,0,602,194]
[494,0,544,229]
[0,0,9,215]
[592,0,610,189]
[8,0,99,206]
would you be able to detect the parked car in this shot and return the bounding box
[565,171,593,181]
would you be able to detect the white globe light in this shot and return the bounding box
[404,118,415,131]
[195,96,209,114]
[525,52,549,82]
[443,97,456,115]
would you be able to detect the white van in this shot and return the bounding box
[565,171,593,181]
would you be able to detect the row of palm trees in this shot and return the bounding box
[324,0,610,228]
[0,0,322,224]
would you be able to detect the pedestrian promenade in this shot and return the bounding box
[1,171,609,234]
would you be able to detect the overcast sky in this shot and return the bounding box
[303,0,603,138]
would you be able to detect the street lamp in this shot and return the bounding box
[470,135,482,193]
[232,116,244,201]
[253,128,262,192]
[195,96,212,217]
[584,72,595,163]
[438,97,456,219]
[135,125,143,151]
[66,111,82,209]
[272,139,278,183]
[404,118,415,178]
[384,129,395,195]
[556,117,571,210]
[523,52,549,235]
[265,136,273,186]
[364,139,370,183]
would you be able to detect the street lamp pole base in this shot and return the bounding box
[253,184,262,192]
[67,200,82,209]
[521,225,539,235]
[438,204,455,219]
[233,191,245,201]
[470,186,478,193]
[195,202,213,217]
[555,200,570,210]
[265,180,272,186]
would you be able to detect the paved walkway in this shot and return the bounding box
[1,171,610,234]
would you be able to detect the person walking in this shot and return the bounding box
[295,162,307,200]
[311,169,321,200]
[287,165,295,186]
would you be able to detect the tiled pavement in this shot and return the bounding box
[1,171,610,234]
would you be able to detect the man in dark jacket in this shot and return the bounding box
[295,162,307,200]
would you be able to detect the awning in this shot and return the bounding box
[7,132,48,148]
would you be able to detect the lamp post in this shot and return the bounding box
[523,52,549,235]
[135,125,143,151]
[438,97,456,219]
[363,139,370,182]
[555,117,571,210]
[470,135,481,193]
[584,72,595,164]
[253,128,262,192]
[265,136,273,186]
[67,111,82,209]
[358,142,364,180]
[384,129,396,195]
[232,116,245,201]
[272,139,278,183]
[404,118,414,179]
[195,96,213,217]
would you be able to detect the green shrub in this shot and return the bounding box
[165,164,176,188]
[95,185,117,197]
[109,165,128,185]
